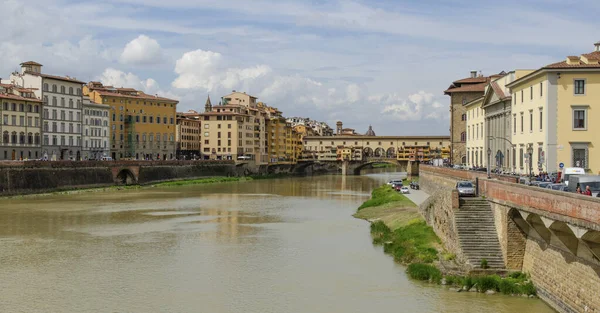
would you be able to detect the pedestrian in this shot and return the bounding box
[576,186,582,194]
[584,186,592,196]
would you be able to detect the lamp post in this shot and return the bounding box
[527,145,534,178]
[487,147,491,179]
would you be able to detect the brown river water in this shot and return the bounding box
[0,172,554,313]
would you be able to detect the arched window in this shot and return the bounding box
[163,133,167,142]
[76,88,81,95]
[136,134,140,142]
[69,87,73,95]
[52,97,57,106]
[52,84,57,92]
[460,132,466,142]
[461,113,467,121]
[19,132,25,144]
[142,133,147,142]
[27,132,33,144]
[43,96,48,105]
[34,133,40,145]
[149,134,154,142]
[60,86,65,94]
[43,83,49,91]
[2,131,8,144]
[69,99,73,108]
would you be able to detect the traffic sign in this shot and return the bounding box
[559,162,564,169]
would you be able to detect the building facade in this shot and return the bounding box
[482,72,518,172]
[10,61,84,161]
[507,42,600,175]
[176,111,201,159]
[84,82,178,160]
[445,71,502,165]
[0,84,42,160]
[267,116,288,163]
[465,96,485,169]
[82,96,110,160]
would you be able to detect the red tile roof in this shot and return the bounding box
[453,76,488,84]
[0,93,42,102]
[444,82,488,94]
[490,81,508,100]
[543,51,600,69]
[20,61,43,66]
[93,90,178,103]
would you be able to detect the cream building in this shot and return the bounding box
[482,72,519,172]
[82,96,110,160]
[10,61,84,161]
[507,42,600,175]
[0,84,42,160]
[465,96,485,168]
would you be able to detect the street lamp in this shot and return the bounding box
[487,147,491,178]
[527,145,534,178]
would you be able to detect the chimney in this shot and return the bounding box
[594,41,600,52]
[470,70,477,78]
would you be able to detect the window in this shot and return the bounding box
[60,86,65,94]
[69,87,73,95]
[460,132,466,142]
[204,132,209,137]
[519,148,524,168]
[529,111,533,132]
[461,113,466,121]
[43,83,49,91]
[540,82,543,97]
[572,145,588,168]
[574,79,585,95]
[539,109,543,131]
[521,90,523,103]
[573,108,586,130]
[530,86,533,100]
[52,85,57,93]
[520,113,524,133]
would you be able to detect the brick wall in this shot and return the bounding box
[523,238,600,313]
[419,170,466,265]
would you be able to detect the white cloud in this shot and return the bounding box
[97,68,175,99]
[379,91,446,121]
[120,35,163,65]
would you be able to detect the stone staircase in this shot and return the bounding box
[455,197,505,269]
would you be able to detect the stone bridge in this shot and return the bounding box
[419,165,600,313]
[295,158,420,176]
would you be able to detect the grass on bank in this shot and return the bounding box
[357,185,416,211]
[406,264,537,296]
[150,173,292,187]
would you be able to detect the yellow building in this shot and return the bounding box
[267,116,287,163]
[507,42,600,174]
[0,84,42,160]
[176,111,201,159]
[465,96,485,168]
[83,82,178,160]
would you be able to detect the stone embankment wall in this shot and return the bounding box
[420,165,600,313]
[418,168,465,265]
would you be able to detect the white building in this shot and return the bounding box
[10,61,84,160]
[82,96,110,160]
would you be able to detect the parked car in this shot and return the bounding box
[546,183,567,192]
[456,181,476,197]
[536,182,553,189]
[100,156,113,161]
[387,179,404,186]
[400,186,410,194]
[409,181,420,190]
[394,184,402,191]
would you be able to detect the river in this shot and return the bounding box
[0,172,554,313]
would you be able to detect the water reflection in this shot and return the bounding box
[0,174,553,313]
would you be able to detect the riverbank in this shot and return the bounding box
[354,184,538,297]
[3,173,295,199]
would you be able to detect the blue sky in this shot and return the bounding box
[1,0,599,135]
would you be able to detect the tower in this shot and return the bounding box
[336,121,343,135]
[204,95,212,112]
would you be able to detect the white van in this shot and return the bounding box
[563,167,586,186]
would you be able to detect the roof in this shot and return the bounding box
[444,82,488,94]
[25,71,86,84]
[453,76,488,84]
[490,81,508,100]
[20,61,43,66]
[508,50,600,88]
[93,90,178,103]
[304,135,450,140]
[0,93,42,102]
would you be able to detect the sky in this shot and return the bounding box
[1,0,599,135]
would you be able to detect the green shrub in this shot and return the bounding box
[462,276,475,290]
[384,220,439,264]
[508,271,528,280]
[444,275,462,286]
[499,278,521,295]
[407,263,442,283]
[521,281,537,296]
[442,253,456,261]
[370,221,391,244]
[475,275,501,292]
[480,259,489,269]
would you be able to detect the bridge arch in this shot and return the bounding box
[352,160,398,175]
[116,168,137,185]
[374,147,385,157]
[363,147,373,158]
[386,147,396,158]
